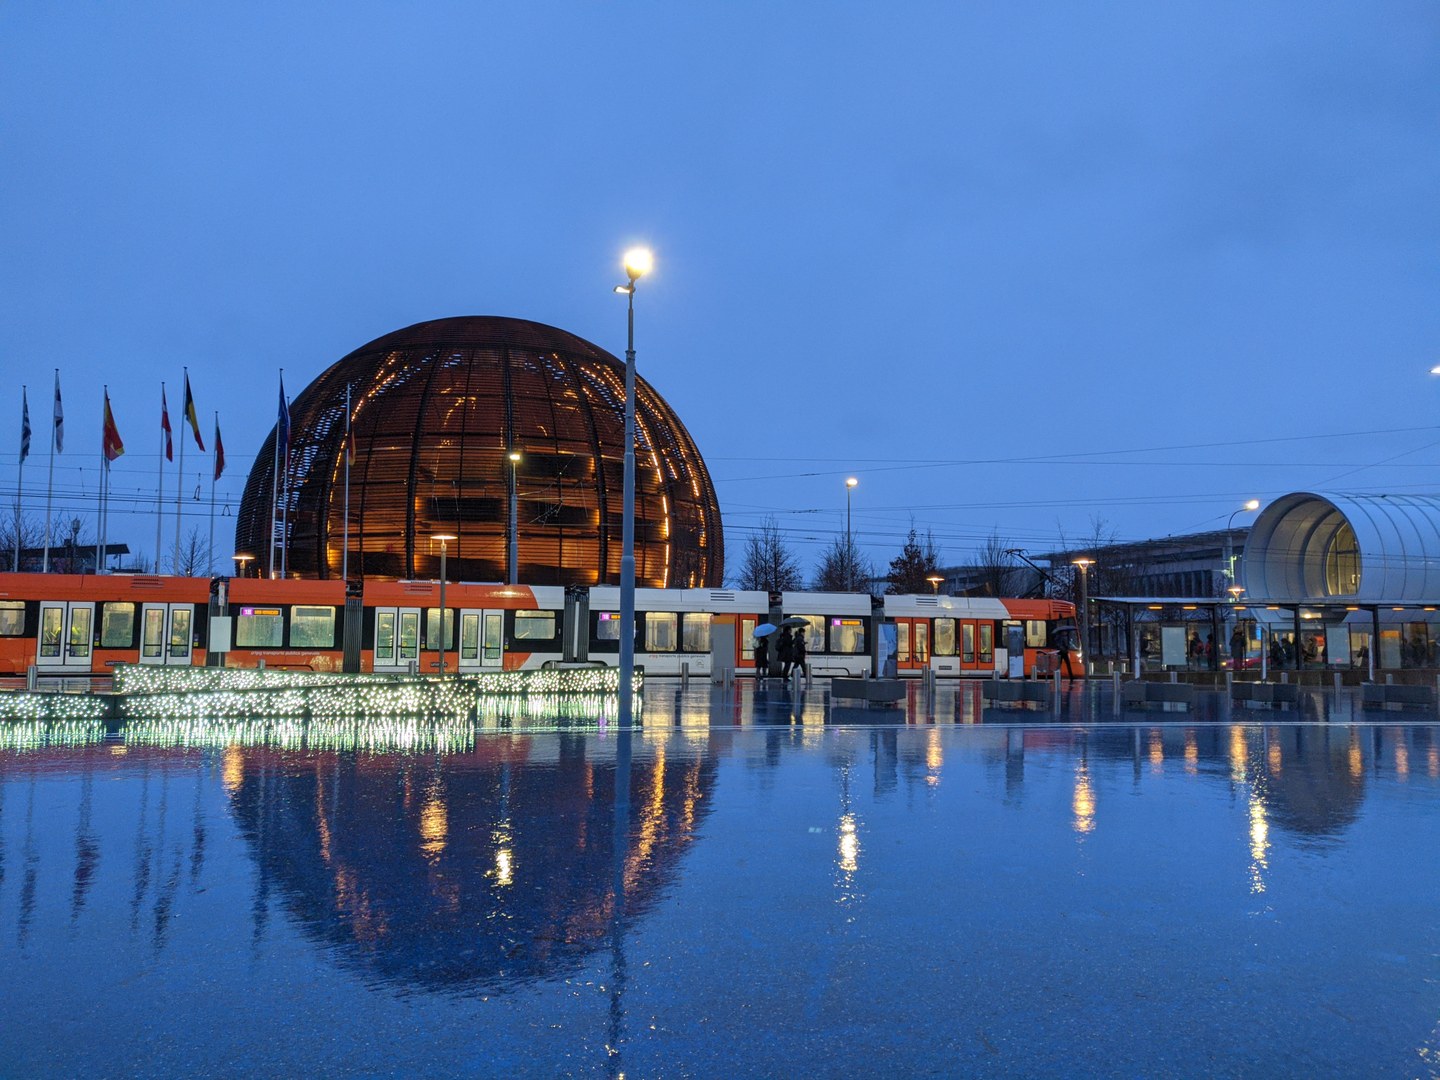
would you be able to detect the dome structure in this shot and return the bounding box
[1242,491,1440,602]
[235,316,723,585]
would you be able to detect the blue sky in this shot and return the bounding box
[2,2,1437,577]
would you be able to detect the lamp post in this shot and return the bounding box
[507,450,521,585]
[232,553,254,578]
[845,477,858,590]
[433,533,456,678]
[1225,499,1261,590]
[614,247,652,725]
[927,574,943,594]
[1072,557,1093,673]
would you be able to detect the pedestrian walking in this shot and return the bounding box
[791,627,808,680]
[753,633,769,680]
[777,626,794,678]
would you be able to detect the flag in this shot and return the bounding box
[277,376,290,457]
[20,388,30,464]
[53,373,64,453]
[183,373,204,450]
[160,387,174,462]
[213,421,226,482]
[102,392,124,462]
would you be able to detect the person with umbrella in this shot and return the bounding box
[753,623,775,680]
[792,624,808,680]
[776,626,794,678]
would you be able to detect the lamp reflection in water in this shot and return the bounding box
[1072,759,1096,836]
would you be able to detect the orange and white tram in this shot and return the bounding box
[0,571,1076,680]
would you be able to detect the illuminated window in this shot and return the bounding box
[830,618,866,655]
[682,612,710,652]
[914,622,929,663]
[896,622,911,662]
[595,612,621,642]
[100,602,135,648]
[514,610,556,641]
[1324,522,1360,595]
[290,606,336,648]
[646,612,678,651]
[933,618,956,656]
[424,609,454,650]
[235,608,284,648]
[1026,620,1048,648]
[0,601,24,637]
[979,624,994,664]
[962,623,975,663]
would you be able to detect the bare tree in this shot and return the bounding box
[885,523,943,594]
[973,530,1022,597]
[735,516,804,592]
[813,534,873,593]
[173,526,208,576]
[1,506,45,571]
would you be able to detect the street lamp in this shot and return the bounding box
[927,575,943,594]
[507,450,521,585]
[1225,499,1261,589]
[845,477,858,589]
[614,246,652,725]
[232,553,254,578]
[1072,557,1093,672]
[432,533,456,678]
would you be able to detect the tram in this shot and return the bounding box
[0,572,1077,680]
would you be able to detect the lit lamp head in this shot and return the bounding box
[508,451,521,463]
[615,247,653,294]
[846,477,858,489]
[1228,585,1246,600]
[926,574,943,593]
[431,532,457,549]
[1244,499,1260,512]
[1072,557,1094,572]
[232,553,254,576]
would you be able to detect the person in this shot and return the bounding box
[1057,627,1078,679]
[1230,626,1246,668]
[1269,636,1282,668]
[791,626,808,680]
[1188,632,1202,668]
[776,626,794,678]
[753,633,769,680]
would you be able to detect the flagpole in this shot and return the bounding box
[269,369,282,579]
[156,382,165,573]
[208,411,217,576]
[343,382,351,581]
[43,369,58,573]
[14,385,25,572]
[174,367,188,575]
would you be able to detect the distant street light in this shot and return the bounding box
[614,247,652,725]
[433,533,456,678]
[1226,499,1261,590]
[845,477,858,590]
[232,553,254,578]
[927,575,943,594]
[1072,557,1094,672]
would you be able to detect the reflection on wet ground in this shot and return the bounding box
[2,680,1440,1076]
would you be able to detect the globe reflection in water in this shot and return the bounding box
[224,736,718,995]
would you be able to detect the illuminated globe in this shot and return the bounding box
[234,316,723,584]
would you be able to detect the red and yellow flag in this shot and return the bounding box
[102,392,124,462]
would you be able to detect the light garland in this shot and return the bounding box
[0,690,112,723]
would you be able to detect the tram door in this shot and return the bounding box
[458,609,504,672]
[893,618,930,673]
[373,606,422,672]
[139,603,194,666]
[37,601,94,672]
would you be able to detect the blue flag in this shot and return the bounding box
[277,375,290,457]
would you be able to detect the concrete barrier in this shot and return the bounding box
[1120,681,1194,710]
[1361,683,1435,710]
[979,680,1052,707]
[831,678,905,704]
[1232,682,1300,709]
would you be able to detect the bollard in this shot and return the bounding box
[407,660,417,676]
[793,667,803,695]
[26,664,37,692]
[1386,673,1394,686]
[1335,672,1343,696]
[681,661,689,688]
[1225,671,1233,693]
[257,658,266,671]
[1169,670,1178,684]
[1280,671,1288,684]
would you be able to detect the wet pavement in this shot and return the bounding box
[2,679,1440,1077]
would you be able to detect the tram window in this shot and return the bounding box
[933,618,956,656]
[1026,620,1047,648]
[40,608,62,657]
[595,613,621,642]
[830,618,866,654]
[514,610,557,640]
[424,609,454,650]
[0,601,24,636]
[646,612,678,651]
[979,624,994,664]
[68,607,92,658]
[100,603,135,648]
[290,606,336,648]
[896,622,911,663]
[235,607,284,648]
[169,608,192,655]
[962,623,975,663]
[790,617,824,651]
[682,612,711,652]
[915,622,929,663]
